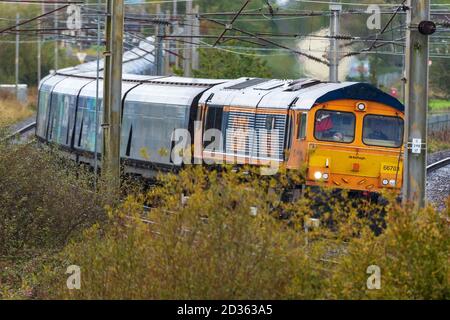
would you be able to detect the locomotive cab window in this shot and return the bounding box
[363,114,403,148]
[203,105,224,148]
[204,105,223,131]
[297,113,307,139]
[314,110,355,143]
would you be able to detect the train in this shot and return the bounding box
[36,68,405,193]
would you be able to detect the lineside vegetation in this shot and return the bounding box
[0,134,448,299]
[0,89,36,127]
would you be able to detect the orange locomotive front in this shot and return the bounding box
[287,100,404,192]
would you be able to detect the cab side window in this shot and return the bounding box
[297,113,307,140]
[203,105,224,149]
[204,105,223,132]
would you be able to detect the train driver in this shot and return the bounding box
[367,119,389,141]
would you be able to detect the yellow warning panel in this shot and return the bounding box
[309,156,328,168]
[380,162,402,175]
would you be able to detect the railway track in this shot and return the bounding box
[427,157,450,173]
[2,121,36,143]
[4,122,449,209]
[426,155,450,209]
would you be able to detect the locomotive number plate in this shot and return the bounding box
[380,163,401,174]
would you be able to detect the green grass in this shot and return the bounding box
[428,138,450,153]
[428,130,450,153]
[429,99,450,111]
[0,98,34,127]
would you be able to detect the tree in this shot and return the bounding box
[192,45,273,79]
[430,58,450,99]
[0,5,78,87]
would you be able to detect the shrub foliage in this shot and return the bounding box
[0,129,448,299]
[0,140,108,298]
[34,166,450,300]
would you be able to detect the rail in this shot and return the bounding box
[426,157,450,173]
[2,121,36,142]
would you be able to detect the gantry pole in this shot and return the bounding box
[183,0,193,77]
[102,0,124,195]
[328,1,341,82]
[37,3,43,85]
[54,3,58,70]
[15,13,19,98]
[403,0,433,207]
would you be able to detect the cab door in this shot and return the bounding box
[287,110,308,169]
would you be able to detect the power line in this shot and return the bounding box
[296,0,404,7]
[0,3,69,35]
[202,15,330,65]
[2,0,447,65]
[212,0,251,47]
[0,0,82,4]
[296,0,450,7]
[365,0,407,52]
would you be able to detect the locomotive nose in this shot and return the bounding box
[307,146,402,192]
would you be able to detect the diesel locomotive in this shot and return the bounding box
[36,68,404,193]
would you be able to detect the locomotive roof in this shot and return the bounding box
[198,77,405,113]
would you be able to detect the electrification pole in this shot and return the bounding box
[155,4,163,76]
[37,34,41,85]
[94,0,101,187]
[102,0,112,187]
[172,0,180,69]
[192,5,200,71]
[164,10,171,75]
[54,3,58,71]
[37,3,43,86]
[102,0,125,195]
[328,2,341,82]
[403,0,435,208]
[15,13,19,98]
[173,0,177,17]
[183,0,193,77]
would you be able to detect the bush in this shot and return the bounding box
[37,166,307,299]
[0,139,109,298]
[0,96,34,127]
[0,132,447,299]
[428,130,450,153]
[327,203,450,299]
[35,166,450,299]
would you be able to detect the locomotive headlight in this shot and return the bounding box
[322,173,329,180]
[356,102,366,111]
[382,179,389,186]
[389,179,396,186]
[314,171,323,180]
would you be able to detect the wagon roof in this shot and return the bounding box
[199,78,404,113]
[56,69,225,87]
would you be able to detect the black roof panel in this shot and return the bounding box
[224,78,268,90]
